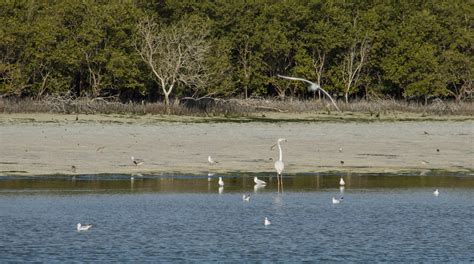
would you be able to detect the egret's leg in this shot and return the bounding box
[280,173,284,193]
[277,173,280,193]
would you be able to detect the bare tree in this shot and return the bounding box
[84,51,103,98]
[135,16,210,111]
[341,15,371,103]
[342,35,370,103]
[237,36,253,99]
[35,62,51,99]
[266,49,293,99]
[311,49,326,99]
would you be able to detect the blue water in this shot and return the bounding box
[0,175,473,262]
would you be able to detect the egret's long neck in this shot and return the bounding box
[278,142,283,161]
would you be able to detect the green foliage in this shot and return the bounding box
[0,0,472,102]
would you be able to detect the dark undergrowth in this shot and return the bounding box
[0,97,473,116]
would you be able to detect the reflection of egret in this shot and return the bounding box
[264,217,271,226]
[218,177,224,187]
[433,189,439,196]
[77,223,92,231]
[208,155,218,165]
[254,177,267,185]
[219,186,224,194]
[273,195,283,206]
[271,138,287,192]
[340,186,345,194]
[339,177,345,186]
[277,75,341,112]
[243,194,251,201]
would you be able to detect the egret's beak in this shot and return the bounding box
[270,144,277,150]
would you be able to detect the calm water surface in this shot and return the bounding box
[0,173,473,262]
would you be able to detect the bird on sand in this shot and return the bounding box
[131,156,144,166]
[208,155,218,165]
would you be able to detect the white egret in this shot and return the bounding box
[77,223,92,231]
[272,138,287,192]
[254,177,267,186]
[277,75,341,112]
[131,156,144,166]
[218,177,224,187]
[339,177,345,186]
[264,217,271,226]
[433,189,439,196]
[243,194,251,202]
[208,155,218,165]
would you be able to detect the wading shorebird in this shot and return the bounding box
[339,177,345,186]
[208,173,214,182]
[254,177,267,186]
[218,177,224,187]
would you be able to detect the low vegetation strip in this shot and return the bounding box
[1,98,473,119]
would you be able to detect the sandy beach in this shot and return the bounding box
[0,113,472,176]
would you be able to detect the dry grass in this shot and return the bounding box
[0,96,472,116]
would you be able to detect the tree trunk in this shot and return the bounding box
[345,92,349,104]
[164,93,171,114]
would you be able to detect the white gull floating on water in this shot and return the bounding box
[433,189,439,196]
[243,194,251,202]
[77,223,92,231]
[264,217,271,226]
[332,196,343,204]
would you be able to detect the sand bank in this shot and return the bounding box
[0,113,472,176]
